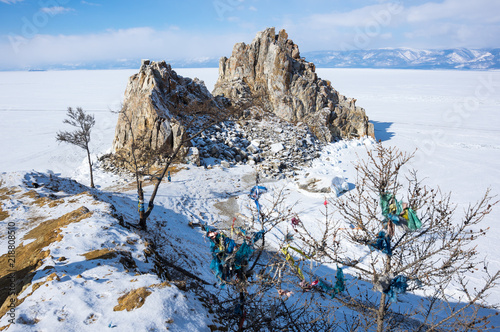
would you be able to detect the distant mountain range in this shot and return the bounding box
[302,48,500,70]
[18,48,500,71]
[23,57,221,71]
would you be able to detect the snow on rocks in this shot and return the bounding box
[184,147,201,167]
[270,142,285,153]
[193,114,322,179]
[294,137,374,194]
[331,175,350,196]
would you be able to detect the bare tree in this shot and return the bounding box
[56,107,96,188]
[112,98,236,230]
[293,144,499,331]
[201,181,344,331]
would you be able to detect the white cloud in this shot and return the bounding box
[306,3,404,29]
[0,0,24,3]
[283,2,405,51]
[40,6,74,15]
[248,6,257,11]
[406,0,500,24]
[401,0,500,49]
[0,27,252,69]
[282,0,500,50]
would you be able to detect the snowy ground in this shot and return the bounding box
[0,68,499,330]
[315,68,500,283]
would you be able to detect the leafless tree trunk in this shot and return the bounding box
[56,107,95,188]
[86,147,94,189]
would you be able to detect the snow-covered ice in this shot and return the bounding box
[0,68,499,330]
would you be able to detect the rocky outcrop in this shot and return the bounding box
[112,60,221,159]
[213,28,374,142]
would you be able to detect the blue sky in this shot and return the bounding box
[0,0,499,69]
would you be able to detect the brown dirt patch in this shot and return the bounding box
[81,249,118,261]
[0,206,93,319]
[0,183,19,201]
[20,190,40,200]
[0,182,16,222]
[20,190,65,208]
[113,287,152,312]
[0,207,7,222]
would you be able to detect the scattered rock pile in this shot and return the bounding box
[192,113,322,179]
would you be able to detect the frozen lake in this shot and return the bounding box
[0,67,499,305]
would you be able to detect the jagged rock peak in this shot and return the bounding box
[213,27,374,142]
[112,60,218,160]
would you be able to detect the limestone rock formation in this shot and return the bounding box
[112,60,219,159]
[213,28,374,142]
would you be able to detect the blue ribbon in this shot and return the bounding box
[250,185,267,223]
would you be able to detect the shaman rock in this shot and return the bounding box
[213,27,374,142]
[112,60,220,162]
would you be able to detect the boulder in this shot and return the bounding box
[112,60,222,163]
[270,142,285,153]
[298,178,332,193]
[184,147,201,166]
[247,143,259,154]
[331,175,349,196]
[213,27,374,142]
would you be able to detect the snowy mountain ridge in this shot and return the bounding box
[14,48,500,71]
[303,48,500,70]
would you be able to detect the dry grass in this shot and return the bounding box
[34,197,65,208]
[0,182,17,222]
[113,281,172,312]
[0,207,7,223]
[0,206,93,320]
[149,281,171,289]
[113,287,152,312]
[81,249,118,261]
[0,183,19,201]
[20,190,40,200]
[20,190,65,208]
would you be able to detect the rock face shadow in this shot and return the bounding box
[371,121,394,142]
